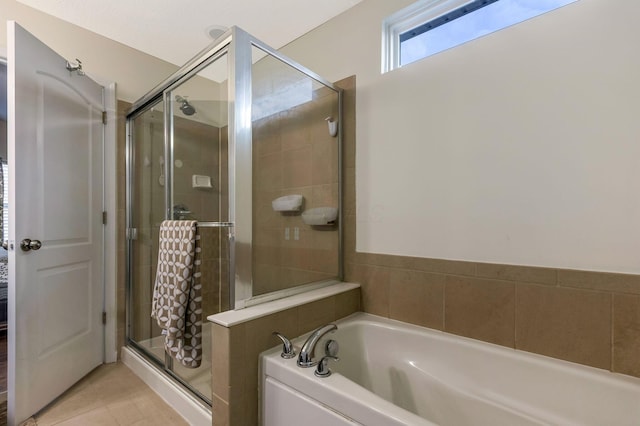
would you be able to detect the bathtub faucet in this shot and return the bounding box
[297,323,337,368]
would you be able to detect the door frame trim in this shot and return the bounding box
[96,79,117,363]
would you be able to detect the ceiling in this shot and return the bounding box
[16,0,363,67]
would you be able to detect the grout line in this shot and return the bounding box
[610,293,615,372]
[514,282,519,350]
[442,276,447,331]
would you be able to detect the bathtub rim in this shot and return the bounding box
[261,342,435,426]
[333,312,640,388]
[262,312,640,426]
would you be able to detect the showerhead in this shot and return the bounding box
[175,95,196,116]
[180,102,196,116]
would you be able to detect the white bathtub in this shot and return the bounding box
[261,313,640,426]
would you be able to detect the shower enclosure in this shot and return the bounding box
[125,27,342,406]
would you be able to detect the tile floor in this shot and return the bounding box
[30,362,187,426]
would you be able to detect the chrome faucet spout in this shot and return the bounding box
[297,323,337,368]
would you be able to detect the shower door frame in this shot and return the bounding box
[125,26,343,405]
[237,36,344,307]
[125,39,233,406]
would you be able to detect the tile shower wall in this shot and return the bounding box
[252,88,340,295]
[172,116,224,318]
[129,111,164,341]
[337,74,640,379]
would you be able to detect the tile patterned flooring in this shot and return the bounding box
[29,363,187,426]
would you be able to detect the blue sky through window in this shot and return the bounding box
[401,0,578,65]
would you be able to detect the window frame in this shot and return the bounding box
[383,0,576,72]
[382,0,473,73]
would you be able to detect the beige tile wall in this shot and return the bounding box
[613,294,640,377]
[346,255,640,376]
[252,88,340,295]
[129,111,164,341]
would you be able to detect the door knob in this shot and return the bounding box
[20,239,42,251]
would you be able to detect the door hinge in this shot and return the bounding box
[102,111,107,125]
[102,312,107,325]
[102,211,107,225]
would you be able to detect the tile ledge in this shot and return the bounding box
[207,282,360,327]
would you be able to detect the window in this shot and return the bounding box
[383,0,578,72]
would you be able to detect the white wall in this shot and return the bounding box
[282,0,640,274]
[0,0,180,102]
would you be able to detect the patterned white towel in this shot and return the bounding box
[151,220,202,368]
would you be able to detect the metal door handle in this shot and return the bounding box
[20,238,42,251]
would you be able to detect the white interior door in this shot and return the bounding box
[7,21,104,425]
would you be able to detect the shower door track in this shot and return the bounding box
[127,338,212,406]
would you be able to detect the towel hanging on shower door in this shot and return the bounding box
[151,220,202,368]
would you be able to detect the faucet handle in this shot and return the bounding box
[272,332,296,359]
[325,339,339,357]
[314,355,339,378]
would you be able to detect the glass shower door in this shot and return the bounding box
[128,99,166,357]
[127,50,230,405]
[164,52,230,400]
[126,27,342,408]
[250,45,341,298]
